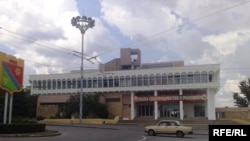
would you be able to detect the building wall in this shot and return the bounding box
[105,93,122,118]
[37,104,58,118]
[122,94,131,120]
[216,107,250,119]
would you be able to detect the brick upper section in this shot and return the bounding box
[38,95,72,103]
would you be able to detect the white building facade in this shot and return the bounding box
[29,62,220,120]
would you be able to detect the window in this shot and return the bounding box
[52,79,56,89]
[126,76,131,87]
[42,80,46,90]
[62,79,66,89]
[72,79,76,89]
[149,74,154,85]
[88,78,92,88]
[168,73,173,85]
[93,77,97,88]
[83,78,86,88]
[194,72,200,83]
[174,73,180,84]
[156,74,161,85]
[162,74,167,85]
[77,78,81,88]
[120,76,125,87]
[67,79,71,89]
[33,80,37,90]
[109,76,113,87]
[188,72,193,83]
[98,77,102,88]
[57,79,61,89]
[114,76,119,87]
[38,80,42,90]
[47,79,51,89]
[209,71,214,82]
[143,75,149,86]
[201,71,207,83]
[138,75,143,86]
[181,72,187,84]
[132,75,137,86]
[103,77,108,87]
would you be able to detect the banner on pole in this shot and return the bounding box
[0,52,24,94]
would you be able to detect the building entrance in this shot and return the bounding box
[138,104,154,117]
[160,104,179,118]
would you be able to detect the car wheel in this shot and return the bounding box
[148,130,155,136]
[176,131,184,138]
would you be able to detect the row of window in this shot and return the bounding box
[32,71,216,90]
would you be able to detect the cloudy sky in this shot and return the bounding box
[1,0,250,107]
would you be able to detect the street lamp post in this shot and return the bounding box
[71,16,95,123]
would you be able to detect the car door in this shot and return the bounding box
[156,121,168,134]
[167,121,178,133]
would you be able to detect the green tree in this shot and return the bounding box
[233,78,250,107]
[66,93,109,118]
[0,87,38,119]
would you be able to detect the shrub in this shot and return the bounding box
[0,123,46,134]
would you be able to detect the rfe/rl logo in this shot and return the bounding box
[213,129,247,136]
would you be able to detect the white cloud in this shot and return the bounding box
[202,29,250,56]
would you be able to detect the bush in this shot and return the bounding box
[0,123,46,134]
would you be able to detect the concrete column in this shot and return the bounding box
[179,89,184,120]
[131,91,135,120]
[207,88,216,120]
[154,90,158,120]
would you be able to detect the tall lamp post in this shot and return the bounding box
[71,16,95,123]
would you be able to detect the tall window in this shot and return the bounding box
[72,79,76,89]
[47,79,51,90]
[162,74,167,85]
[33,80,38,90]
[120,76,125,87]
[38,80,42,90]
[174,73,180,84]
[83,78,87,88]
[181,72,187,84]
[103,77,108,87]
[156,74,161,85]
[209,71,214,82]
[194,72,200,83]
[114,76,119,87]
[67,79,71,89]
[98,77,102,88]
[132,75,137,86]
[62,79,66,89]
[168,73,173,85]
[57,79,61,89]
[188,72,193,83]
[109,76,113,87]
[138,75,143,86]
[93,77,97,88]
[149,74,154,85]
[52,79,56,89]
[143,75,149,86]
[42,80,46,90]
[77,78,81,88]
[88,78,92,88]
[201,71,207,83]
[126,76,131,87]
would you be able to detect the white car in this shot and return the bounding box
[144,120,193,138]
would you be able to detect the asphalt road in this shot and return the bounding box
[0,124,208,141]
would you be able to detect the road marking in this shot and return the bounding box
[137,135,146,141]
